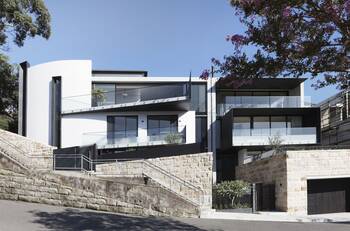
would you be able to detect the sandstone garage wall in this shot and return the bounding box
[236,149,350,214]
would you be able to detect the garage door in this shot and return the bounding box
[307,178,350,215]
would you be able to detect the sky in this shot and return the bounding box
[6,0,338,103]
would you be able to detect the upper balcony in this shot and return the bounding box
[232,127,317,146]
[82,126,186,149]
[217,96,312,116]
[61,83,190,114]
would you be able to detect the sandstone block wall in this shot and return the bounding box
[285,149,350,214]
[0,152,200,217]
[236,149,350,214]
[96,152,213,208]
[0,129,53,170]
[235,154,287,211]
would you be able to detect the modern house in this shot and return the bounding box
[318,89,350,145]
[18,60,321,182]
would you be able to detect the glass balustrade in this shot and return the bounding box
[62,83,190,112]
[232,127,317,146]
[218,96,312,115]
[82,126,186,148]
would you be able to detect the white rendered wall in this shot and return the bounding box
[61,110,196,148]
[26,60,92,146]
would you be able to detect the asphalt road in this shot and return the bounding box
[0,200,349,231]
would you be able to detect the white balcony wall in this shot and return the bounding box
[61,111,196,148]
[26,60,92,145]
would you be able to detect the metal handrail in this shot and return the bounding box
[142,160,203,193]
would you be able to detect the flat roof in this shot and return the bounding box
[92,70,148,77]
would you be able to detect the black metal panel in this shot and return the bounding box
[19,61,30,136]
[256,183,276,211]
[307,178,350,214]
[98,143,203,160]
[51,76,62,147]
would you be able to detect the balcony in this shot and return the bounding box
[82,126,186,149]
[218,96,312,115]
[232,127,317,146]
[62,83,190,114]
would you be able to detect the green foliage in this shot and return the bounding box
[92,88,106,105]
[268,133,284,155]
[214,180,250,207]
[205,0,350,89]
[0,0,50,132]
[164,133,182,144]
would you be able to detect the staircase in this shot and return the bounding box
[94,159,208,207]
[0,129,53,170]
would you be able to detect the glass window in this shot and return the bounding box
[112,116,138,138]
[92,83,116,106]
[271,116,286,136]
[233,117,251,136]
[287,116,302,128]
[253,116,270,136]
[147,115,178,136]
[191,84,207,113]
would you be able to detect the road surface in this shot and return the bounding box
[0,200,349,231]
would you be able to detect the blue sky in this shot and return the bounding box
[6,0,337,103]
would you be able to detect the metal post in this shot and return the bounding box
[252,183,257,213]
[81,154,83,171]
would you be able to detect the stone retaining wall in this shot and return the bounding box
[95,153,213,207]
[0,152,199,217]
[0,129,53,170]
[236,154,287,211]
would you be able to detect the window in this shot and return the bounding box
[107,116,138,143]
[147,115,178,136]
[271,116,287,135]
[286,116,302,128]
[252,116,270,136]
[191,84,207,113]
[233,117,250,136]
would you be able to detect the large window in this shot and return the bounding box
[107,116,138,143]
[233,117,251,136]
[191,84,207,113]
[147,115,178,136]
[252,116,270,136]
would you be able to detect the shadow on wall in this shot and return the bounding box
[29,208,205,231]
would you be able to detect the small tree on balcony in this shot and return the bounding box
[92,89,106,106]
[268,133,284,155]
[164,133,182,144]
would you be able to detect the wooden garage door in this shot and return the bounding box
[307,178,350,215]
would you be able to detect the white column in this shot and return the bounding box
[207,76,217,184]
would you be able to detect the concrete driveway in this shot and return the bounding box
[0,200,349,231]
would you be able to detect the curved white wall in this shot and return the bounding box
[26,60,92,145]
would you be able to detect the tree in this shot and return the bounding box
[0,0,51,132]
[214,180,250,207]
[202,0,350,89]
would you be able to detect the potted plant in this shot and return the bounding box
[92,88,106,106]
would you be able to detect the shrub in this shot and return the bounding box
[164,133,182,144]
[214,180,250,207]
